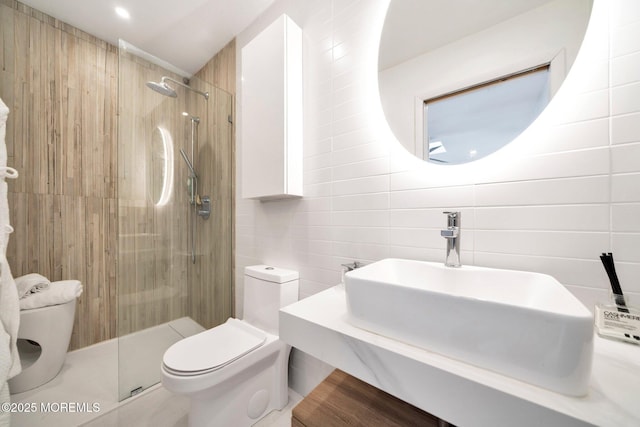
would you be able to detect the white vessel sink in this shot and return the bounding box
[344,258,594,396]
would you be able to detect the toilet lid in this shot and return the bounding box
[163,318,266,376]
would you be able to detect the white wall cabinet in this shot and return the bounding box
[241,14,302,200]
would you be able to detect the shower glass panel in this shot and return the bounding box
[117,41,233,401]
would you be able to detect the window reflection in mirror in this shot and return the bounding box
[425,66,550,164]
[378,0,593,165]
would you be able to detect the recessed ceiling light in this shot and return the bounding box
[115,6,130,20]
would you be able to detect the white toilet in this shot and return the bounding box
[8,299,77,393]
[161,265,299,427]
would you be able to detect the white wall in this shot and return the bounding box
[236,0,640,396]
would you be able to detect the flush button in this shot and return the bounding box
[265,267,274,270]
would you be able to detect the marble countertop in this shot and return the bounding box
[280,285,640,427]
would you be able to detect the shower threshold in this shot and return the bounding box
[9,317,204,427]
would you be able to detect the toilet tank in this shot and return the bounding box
[243,265,299,335]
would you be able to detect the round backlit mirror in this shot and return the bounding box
[378,0,593,165]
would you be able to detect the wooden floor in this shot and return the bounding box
[292,370,442,427]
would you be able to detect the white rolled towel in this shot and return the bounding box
[14,273,50,299]
[19,280,82,310]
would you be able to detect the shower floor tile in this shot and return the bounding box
[10,338,119,427]
[8,318,303,427]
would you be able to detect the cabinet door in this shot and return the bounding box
[241,14,302,200]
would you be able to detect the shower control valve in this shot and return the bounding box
[198,196,211,220]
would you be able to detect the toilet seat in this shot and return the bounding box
[163,318,266,376]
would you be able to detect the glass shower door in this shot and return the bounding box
[116,41,233,401]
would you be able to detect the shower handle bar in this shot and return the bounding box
[189,120,197,264]
[180,148,197,264]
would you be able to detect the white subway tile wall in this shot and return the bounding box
[236,0,640,396]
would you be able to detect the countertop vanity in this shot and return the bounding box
[280,285,640,427]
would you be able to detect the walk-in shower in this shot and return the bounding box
[117,41,233,402]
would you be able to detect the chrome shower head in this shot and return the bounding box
[146,76,209,100]
[145,80,177,98]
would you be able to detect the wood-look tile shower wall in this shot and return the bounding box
[0,0,235,350]
[0,0,118,350]
[195,39,236,320]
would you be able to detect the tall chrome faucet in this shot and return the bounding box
[441,211,461,267]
